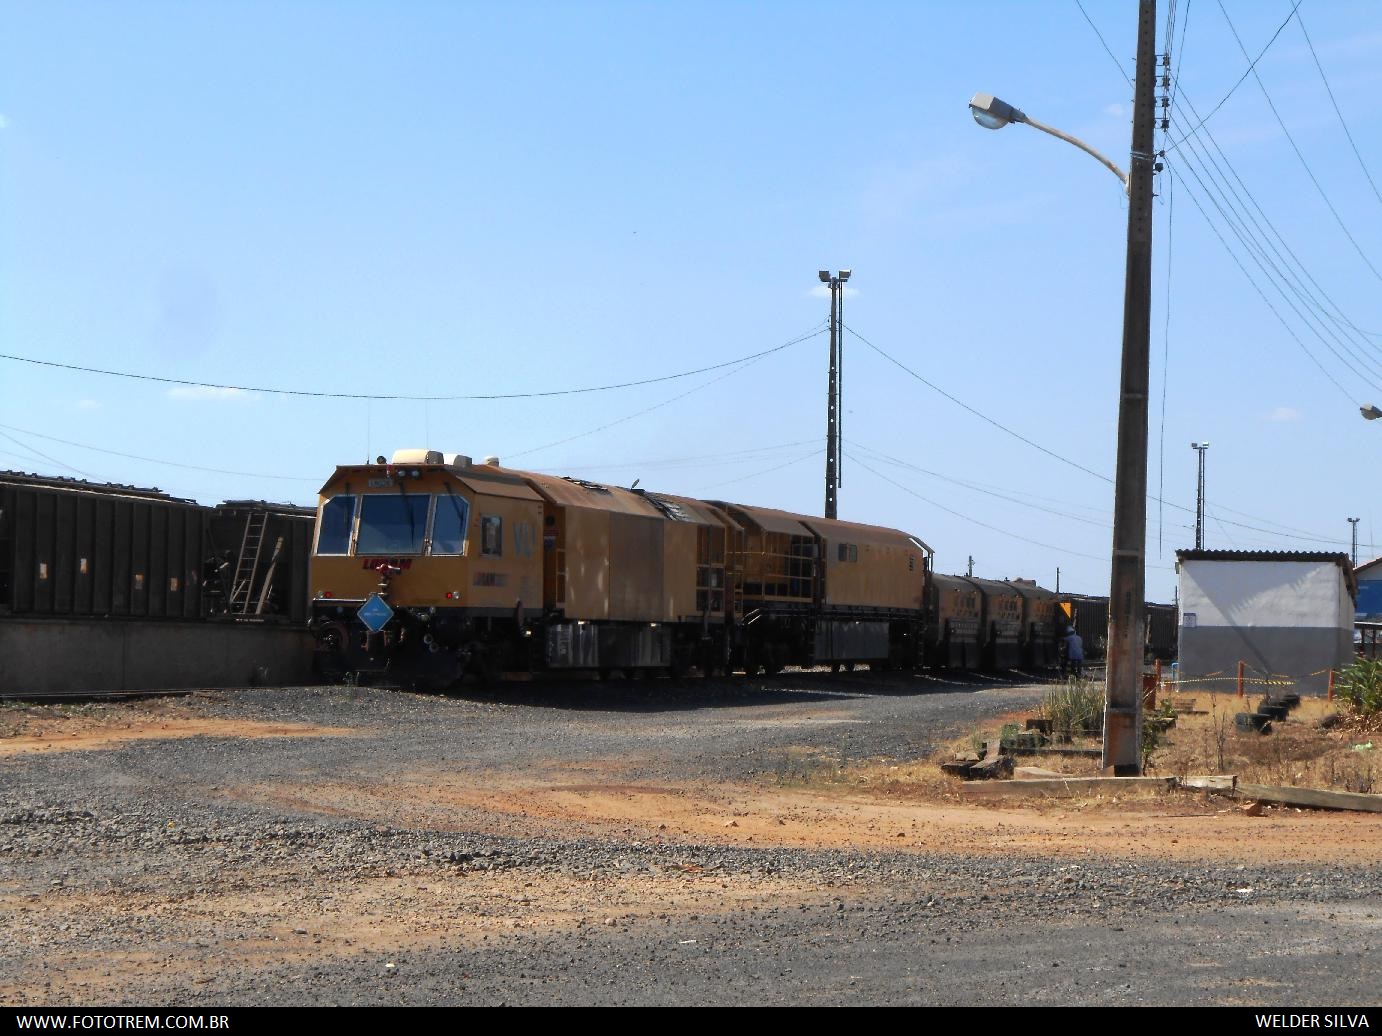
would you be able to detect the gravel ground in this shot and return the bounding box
[2,675,1380,1006]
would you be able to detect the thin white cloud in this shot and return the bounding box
[166,385,253,402]
[1267,406,1302,422]
[1104,103,1127,118]
[74,399,102,411]
[0,114,9,131]
[809,284,860,300]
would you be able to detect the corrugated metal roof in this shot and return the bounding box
[1176,549,1352,564]
[1177,549,1357,597]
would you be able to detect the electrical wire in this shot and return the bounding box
[842,324,1113,484]
[1169,137,1382,389]
[1216,0,1382,285]
[0,324,826,403]
[1164,0,1303,151]
[505,349,781,460]
[695,447,824,494]
[1073,0,1130,79]
[847,451,1111,563]
[549,440,819,475]
[1296,9,1382,211]
[1167,160,1360,401]
[0,429,94,479]
[1080,0,1382,360]
[846,326,1352,548]
[847,441,1111,529]
[0,422,317,481]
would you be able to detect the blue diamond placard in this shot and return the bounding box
[357,593,395,633]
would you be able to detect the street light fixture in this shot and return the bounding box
[969,92,1130,191]
[1362,404,1382,421]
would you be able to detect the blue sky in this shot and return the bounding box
[3,0,1381,602]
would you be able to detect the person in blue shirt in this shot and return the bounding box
[1064,627,1085,679]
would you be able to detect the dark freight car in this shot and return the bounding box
[206,501,315,624]
[1145,601,1178,662]
[1057,594,1110,661]
[0,472,205,619]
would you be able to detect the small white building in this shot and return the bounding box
[1175,550,1356,695]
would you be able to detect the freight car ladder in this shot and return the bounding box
[228,511,268,615]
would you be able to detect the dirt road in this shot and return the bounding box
[2,675,1379,1006]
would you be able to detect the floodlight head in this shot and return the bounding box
[818,270,831,283]
[969,92,1026,130]
[1362,403,1382,421]
[839,269,852,281]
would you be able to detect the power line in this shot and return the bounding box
[1165,0,1303,150]
[1073,0,1130,79]
[847,325,1351,548]
[842,324,1113,484]
[506,349,781,460]
[550,440,819,475]
[848,441,1110,529]
[1167,154,1360,401]
[848,451,1111,564]
[696,447,824,493]
[0,429,94,479]
[1216,0,1382,285]
[0,422,317,481]
[0,324,826,403]
[1170,87,1382,343]
[1296,9,1382,211]
[1169,133,1382,389]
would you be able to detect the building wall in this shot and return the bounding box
[0,618,312,696]
[1178,560,1353,695]
[1357,575,1382,620]
[1178,627,1351,694]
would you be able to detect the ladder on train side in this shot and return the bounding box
[228,512,268,614]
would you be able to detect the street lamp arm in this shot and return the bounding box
[1023,115,1130,190]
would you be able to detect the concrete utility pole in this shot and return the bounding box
[1350,517,1361,568]
[819,269,851,519]
[967,555,975,577]
[1191,442,1209,550]
[1103,0,1157,777]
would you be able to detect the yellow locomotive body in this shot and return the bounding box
[309,449,932,685]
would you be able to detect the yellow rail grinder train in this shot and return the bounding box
[308,449,932,685]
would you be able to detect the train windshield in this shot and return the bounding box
[316,495,356,555]
[356,494,430,555]
[431,493,469,555]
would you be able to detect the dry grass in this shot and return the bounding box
[842,689,1381,802]
[1149,691,1379,793]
